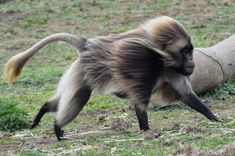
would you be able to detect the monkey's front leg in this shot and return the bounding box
[168,75,220,122]
[181,93,220,122]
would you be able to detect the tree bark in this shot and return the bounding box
[191,34,235,94]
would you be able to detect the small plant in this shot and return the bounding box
[0,98,29,132]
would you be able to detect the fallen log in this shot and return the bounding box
[191,34,235,94]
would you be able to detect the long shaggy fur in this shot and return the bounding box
[4,16,219,141]
[77,16,190,96]
[4,16,188,85]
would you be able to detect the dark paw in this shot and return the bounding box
[54,123,64,141]
[142,128,150,132]
[30,121,39,129]
[212,116,220,122]
[30,123,36,129]
[207,113,220,122]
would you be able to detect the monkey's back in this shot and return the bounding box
[79,35,120,93]
[79,31,146,93]
[79,31,163,95]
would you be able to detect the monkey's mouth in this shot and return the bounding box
[183,66,195,76]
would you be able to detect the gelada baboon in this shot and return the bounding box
[4,16,219,141]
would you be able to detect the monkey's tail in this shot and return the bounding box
[4,33,86,85]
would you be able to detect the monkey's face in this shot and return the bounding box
[143,16,195,76]
[172,39,195,76]
[178,47,195,76]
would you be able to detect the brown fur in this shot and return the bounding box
[4,52,32,85]
[4,17,188,85]
[151,83,180,106]
[3,16,219,141]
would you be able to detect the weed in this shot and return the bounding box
[0,98,29,132]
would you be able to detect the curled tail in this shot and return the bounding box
[4,33,87,85]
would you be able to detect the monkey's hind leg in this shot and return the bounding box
[30,98,59,129]
[135,105,150,131]
[54,86,91,141]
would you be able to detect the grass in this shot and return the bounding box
[0,97,29,131]
[0,0,235,155]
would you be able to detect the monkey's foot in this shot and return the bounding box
[141,127,150,131]
[54,123,64,141]
[30,122,39,129]
[30,119,42,129]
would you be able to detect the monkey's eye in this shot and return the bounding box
[183,48,190,54]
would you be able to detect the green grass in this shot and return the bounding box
[0,0,235,155]
[0,97,29,131]
[21,16,49,28]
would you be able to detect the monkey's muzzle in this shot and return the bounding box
[184,63,195,76]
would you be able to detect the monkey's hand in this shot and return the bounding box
[181,93,220,122]
[204,109,220,122]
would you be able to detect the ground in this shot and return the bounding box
[0,0,235,155]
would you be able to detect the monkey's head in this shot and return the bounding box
[143,16,195,76]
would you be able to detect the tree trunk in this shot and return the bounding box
[191,34,235,94]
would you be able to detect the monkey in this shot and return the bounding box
[4,16,219,141]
